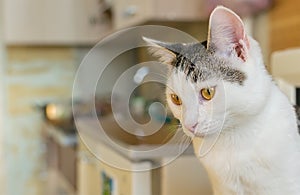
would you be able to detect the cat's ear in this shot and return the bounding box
[207,6,250,62]
[143,37,178,64]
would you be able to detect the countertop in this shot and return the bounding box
[43,123,77,147]
[75,115,194,162]
[276,74,300,87]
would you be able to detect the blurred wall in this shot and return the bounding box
[253,12,270,68]
[0,0,7,194]
[4,47,76,195]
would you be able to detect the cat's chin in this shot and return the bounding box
[194,131,217,138]
[183,127,221,139]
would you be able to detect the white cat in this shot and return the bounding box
[145,6,300,195]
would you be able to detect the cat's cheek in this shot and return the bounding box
[167,100,181,120]
[171,107,181,120]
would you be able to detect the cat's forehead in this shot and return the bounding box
[173,42,246,85]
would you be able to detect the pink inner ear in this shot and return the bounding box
[208,7,250,61]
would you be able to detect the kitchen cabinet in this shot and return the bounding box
[160,157,212,195]
[3,0,112,45]
[77,150,101,195]
[77,139,152,195]
[112,0,206,29]
[44,123,78,191]
[76,135,213,195]
[4,0,206,45]
[75,117,212,195]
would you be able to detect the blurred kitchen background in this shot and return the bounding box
[0,0,299,195]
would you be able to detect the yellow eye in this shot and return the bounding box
[170,94,182,105]
[201,87,215,100]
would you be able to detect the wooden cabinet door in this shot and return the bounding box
[113,0,152,29]
[112,0,206,30]
[4,0,46,44]
[269,0,300,52]
[4,0,111,45]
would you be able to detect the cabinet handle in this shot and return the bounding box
[89,16,98,26]
[123,5,138,18]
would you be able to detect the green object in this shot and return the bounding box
[102,172,113,195]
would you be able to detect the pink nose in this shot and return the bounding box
[185,122,198,132]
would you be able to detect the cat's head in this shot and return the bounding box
[144,6,270,138]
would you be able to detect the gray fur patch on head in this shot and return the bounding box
[172,42,247,85]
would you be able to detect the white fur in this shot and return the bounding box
[166,6,300,195]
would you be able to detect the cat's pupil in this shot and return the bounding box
[207,89,211,95]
